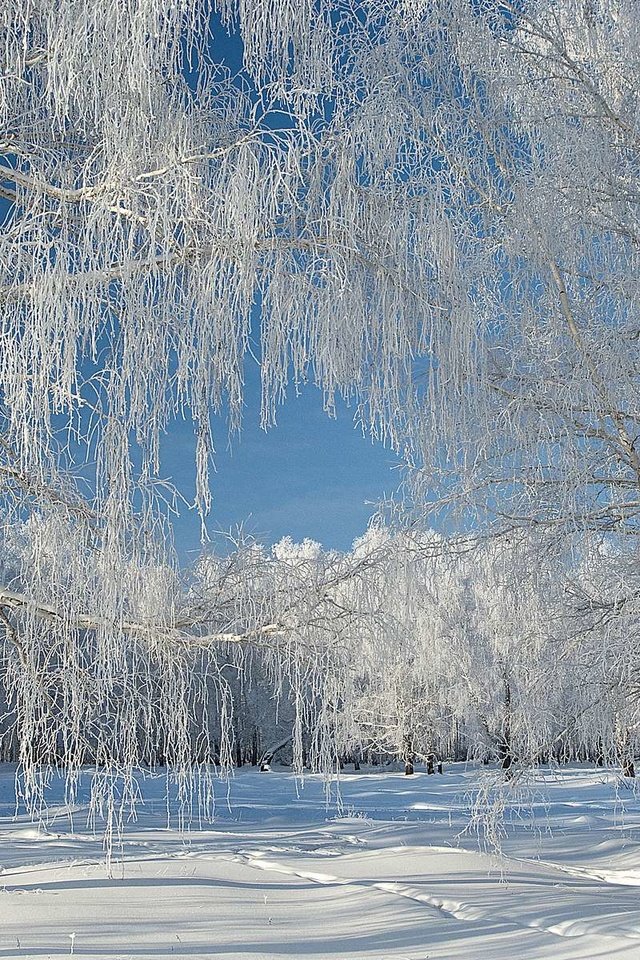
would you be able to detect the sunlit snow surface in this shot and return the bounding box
[1,765,640,959]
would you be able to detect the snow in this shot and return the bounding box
[1,765,640,959]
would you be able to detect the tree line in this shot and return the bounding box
[2,520,636,790]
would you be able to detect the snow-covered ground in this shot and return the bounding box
[1,764,640,959]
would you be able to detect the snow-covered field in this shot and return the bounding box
[1,765,640,960]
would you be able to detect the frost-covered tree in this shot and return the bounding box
[393,0,640,537]
[328,526,638,777]
[0,0,434,823]
[0,520,381,828]
[9,2,637,537]
[554,536,640,775]
[2,0,639,826]
[334,527,452,773]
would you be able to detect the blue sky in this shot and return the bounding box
[164,361,401,563]
[166,19,402,561]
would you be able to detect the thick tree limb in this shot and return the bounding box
[0,586,284,648]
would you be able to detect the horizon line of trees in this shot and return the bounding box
[2,520,637,788]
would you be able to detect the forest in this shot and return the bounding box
[1,0,639,814]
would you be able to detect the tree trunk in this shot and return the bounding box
[616,728,635,778]
[403,734,414,776]
[498,674,513,773]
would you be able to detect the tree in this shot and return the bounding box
[392,0,640,539]
[0,0,434,825]
[2,0,639,826]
